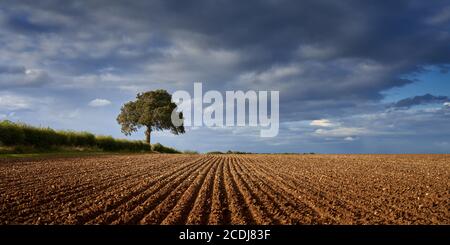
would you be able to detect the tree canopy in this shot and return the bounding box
[116,89,185,144]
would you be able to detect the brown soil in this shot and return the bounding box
[1,154,448,224]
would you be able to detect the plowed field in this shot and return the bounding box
[1,154,449,224]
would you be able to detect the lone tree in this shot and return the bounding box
[117,89,185,146]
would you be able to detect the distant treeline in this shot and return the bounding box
[0,120,149,152]
[151,143,181,154]
[206,150,253,154]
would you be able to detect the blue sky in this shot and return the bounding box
[0,0,449,153]
[382,67,450,102]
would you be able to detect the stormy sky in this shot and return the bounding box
[1,0,449,153]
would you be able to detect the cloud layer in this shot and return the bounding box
[389,94,449,109]
[89,99,112,107]
[0,0,449,152]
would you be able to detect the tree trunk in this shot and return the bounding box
[145,127,151,146]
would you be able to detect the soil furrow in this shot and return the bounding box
[185,156,220,224]
[137,158,214,224]
[236,156,326,224]
[222,157,255,224]
[208,159,231,224]
[83,156,207,224]
[228,156,276,224]
[161,157,219,224]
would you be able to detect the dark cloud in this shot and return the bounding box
[1,1,449,100]
[389,94,449,109]
[2,1,449,92]
[0,1,449,152]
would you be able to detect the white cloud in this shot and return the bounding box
[444,102,450,107]
[310,119,335,127]
[88,98,111,107]
[0,94,32,110]
[344,136,356,141]
[314,127,368,137]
